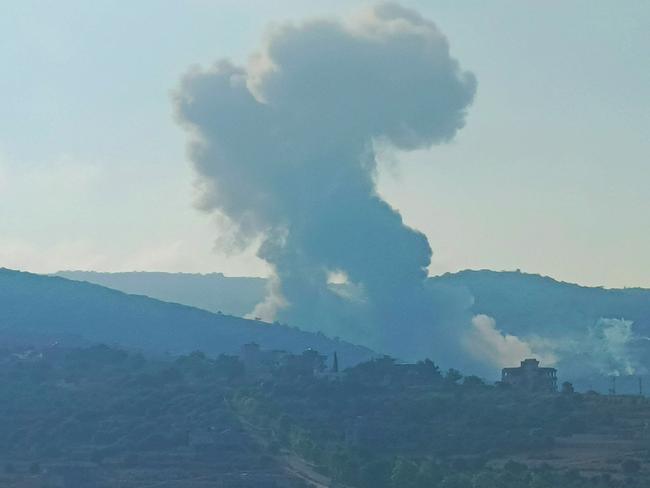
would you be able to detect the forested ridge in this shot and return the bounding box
[431,270,650,336]
[56,269,650,344]
[0,268,372,367]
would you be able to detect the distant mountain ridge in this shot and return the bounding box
[55,270,266,317]
[57,269,650,338]
[0,268,372,367]
[430,269,650,336]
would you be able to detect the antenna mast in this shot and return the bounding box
[609,376,617,396]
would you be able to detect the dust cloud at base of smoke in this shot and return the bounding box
[463,315,648,378]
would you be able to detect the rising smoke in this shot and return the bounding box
[463,315,648,379]
[462,315,557,371]
[174,3,476,360]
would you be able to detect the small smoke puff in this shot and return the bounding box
[523,318,642,378]
[174,3,476,357]
[463,315,557,370]
[585,318,639,376]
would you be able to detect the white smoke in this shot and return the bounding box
[567,318,640,376]
[464,315,644,378]
[463,314,557,370]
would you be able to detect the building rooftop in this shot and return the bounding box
[501,358,557,392]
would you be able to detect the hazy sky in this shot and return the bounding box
[1,1,648,288]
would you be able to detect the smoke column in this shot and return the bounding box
[174,3,476,360]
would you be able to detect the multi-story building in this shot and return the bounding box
[502,358,557,392]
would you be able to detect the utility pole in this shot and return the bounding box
[609,376,617,396]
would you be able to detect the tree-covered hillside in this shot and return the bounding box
[430,270,650,336]
[0,269,372,367]
[0,344,307,487]
[57,270,650,339]
[2,343,649,488]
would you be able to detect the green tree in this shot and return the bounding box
[417,460,443,486]
[359,459,391,488]
[561,382,575,394]
[472,471,499,488]
[439,473,472,488]
[391,458,419,488]
[445,369,463,385]
[622,458,641,474]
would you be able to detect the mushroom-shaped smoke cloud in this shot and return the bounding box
[174,3,477,360]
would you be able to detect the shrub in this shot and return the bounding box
[621,458,641,474]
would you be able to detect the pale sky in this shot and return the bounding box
[1,1,648,288]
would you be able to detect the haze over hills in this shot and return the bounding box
[56,270,266,317]
[3,1,648,485]
[431,270,650,335]
[0,268,372,367]
[56,269,650,386]
[431,271,650,390]
[58,269,650,336]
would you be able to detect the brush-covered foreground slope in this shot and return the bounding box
[4,343,650,488]
[430,270,650,336]
[0,269,372,365]
[213,354,650,487]
[0,345,306,488]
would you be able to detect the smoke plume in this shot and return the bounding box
[463,315,557,372]
[464,315,648,379]
[555,318,646,377]
[174,3,476,359]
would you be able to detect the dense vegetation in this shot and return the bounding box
[56,270,266,317]
[233,356,650,487]
[0,268,372,367]
[2,344,649,487]
[57,270,650,339]
[0,344,305,487]
[54,269,650,392]
[432,270,650,336]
